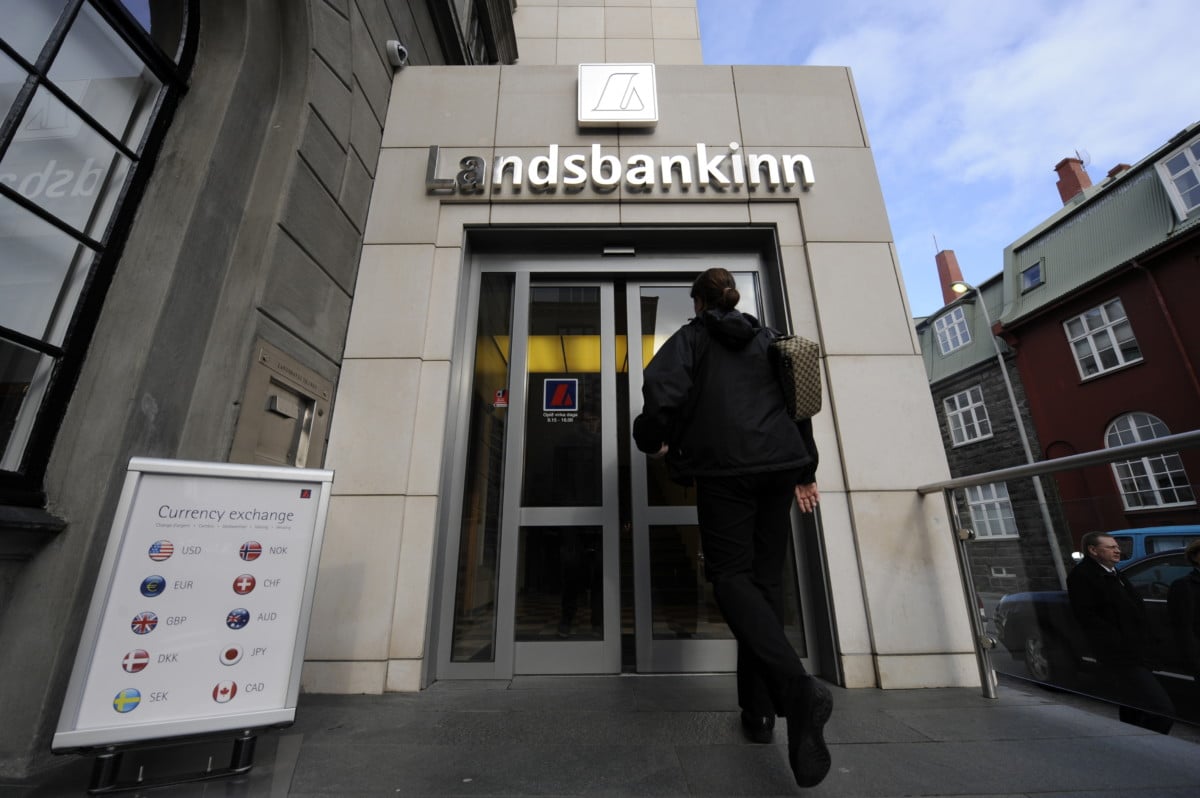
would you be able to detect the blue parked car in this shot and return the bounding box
[1101,525,1200,565]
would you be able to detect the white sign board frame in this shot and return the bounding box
[577,63,658,128]
[53,458,334,751]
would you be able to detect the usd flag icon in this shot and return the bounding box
[212,681,237,703]
[148,540,174,561]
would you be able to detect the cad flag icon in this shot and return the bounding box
[543,378,579,413]
[213,681,237,704]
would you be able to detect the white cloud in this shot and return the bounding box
[699,0,1200,315]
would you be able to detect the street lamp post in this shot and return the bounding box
[951,281,1068,590]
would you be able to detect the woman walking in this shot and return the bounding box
[632,267,831,788]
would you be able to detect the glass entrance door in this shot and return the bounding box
[438,264,816,678]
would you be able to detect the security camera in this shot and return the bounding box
[386,40,408,69]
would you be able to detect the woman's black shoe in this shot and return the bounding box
[739,710,775,744]
[786,681,832,787]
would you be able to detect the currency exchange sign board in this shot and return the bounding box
[53,458,334,750]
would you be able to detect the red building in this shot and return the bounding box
[994,131,1200,543]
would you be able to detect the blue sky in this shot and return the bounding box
[698,0,1199,318]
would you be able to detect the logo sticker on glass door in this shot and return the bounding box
[543,379,579,414]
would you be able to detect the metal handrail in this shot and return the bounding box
[918,429,1200,494]
[916,427,1200,700]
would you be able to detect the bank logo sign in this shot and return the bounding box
[578,63,657,128]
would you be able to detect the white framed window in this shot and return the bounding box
[1020,260,1044,293]
[1155,134,1200,219]
[990,566,1017,579]
[1106,413,1196,510]
[944,385,992,446]
[933,306,971,354]
[965,483,1018,539]
[1063,298,1142,379]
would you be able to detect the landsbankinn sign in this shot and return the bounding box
[425,142,815,195]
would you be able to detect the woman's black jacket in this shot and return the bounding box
[631,309,817,485]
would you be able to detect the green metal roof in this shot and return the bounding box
[916,274,1008,385]
[918,119,1200,383]
[999,121,1200,325]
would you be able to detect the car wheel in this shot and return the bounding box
[1024,628,1071,683]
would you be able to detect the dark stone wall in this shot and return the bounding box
[930,356,1072,596]
[0,0,434,778]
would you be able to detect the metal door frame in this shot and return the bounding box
[432,246,823,680]
[505,275,622,674]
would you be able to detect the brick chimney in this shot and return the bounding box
[935,249,965,306]
[1054,157,1092,204]
[1107,163,1131,179]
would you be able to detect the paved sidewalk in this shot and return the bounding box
[9,674,1200,796]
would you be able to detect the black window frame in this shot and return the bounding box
[0,0,198,507]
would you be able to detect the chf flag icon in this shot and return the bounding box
[213,681,237,703]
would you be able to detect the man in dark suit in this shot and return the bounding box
[1067,531,1174,733]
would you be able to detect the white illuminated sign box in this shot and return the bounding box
[53,458,334,750]
[578,63,657,128]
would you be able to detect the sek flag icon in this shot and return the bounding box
[226,608,250,630]
[121,649,150,673]
[232,574,256,595]
[140,575,166,597]
[148,540,174,561]
[213,681,237,703]
[113,688,141,713]
[131,611,158,635]
[219,645,243,666]
[239,541,262,561]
